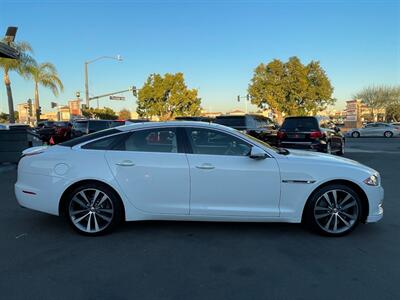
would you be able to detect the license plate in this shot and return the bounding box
[288,133,305,139]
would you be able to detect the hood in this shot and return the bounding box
[285,149,377,173]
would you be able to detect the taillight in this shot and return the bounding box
[309,130,324,139]
[277,131,286,139]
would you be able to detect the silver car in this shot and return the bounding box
[348,122,400,138]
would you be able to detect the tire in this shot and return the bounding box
[65,183,124,236]
[337,140,345,156]
[384,131,393,138]
[303,184,362,237]
[325,142,332,154]
[351,131,360,138]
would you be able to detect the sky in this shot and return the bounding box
[0,0,399,114]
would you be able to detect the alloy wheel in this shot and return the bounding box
[68,188,114,233]
[313,189,359,234]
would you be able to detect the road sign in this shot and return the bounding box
[110,96,125,100]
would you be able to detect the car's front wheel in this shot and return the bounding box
[304,184,362,236]
[65,183,123,236]
[384,131,393,138]
[351,131,360,138]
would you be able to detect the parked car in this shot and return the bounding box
[35,121,72,144]
[71,119,126,137]
[390,122,400,129]
[214,114,279,145]
[347,122,400,138]
[277,116,345,155]
[16,121,383,237]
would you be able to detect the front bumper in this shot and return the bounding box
[365,185,384,223]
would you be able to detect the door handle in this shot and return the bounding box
[196,163,215,170]
[116,160,135,167]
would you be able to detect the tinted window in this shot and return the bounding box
[186,128,251,156]
[214,116,246,128]
[89,121,110,131]
[59,129,120,147]
[254,116,273,128]
[110,120,125,127]
[73,121,88,130]
[116,128,178,153]
[281,117,319,131]
[81,133,127,150]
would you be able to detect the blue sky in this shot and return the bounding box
[0,0,399,114]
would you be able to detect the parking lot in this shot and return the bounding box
[1,137,399,300]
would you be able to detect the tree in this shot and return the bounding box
[26,61,64,123]
[0,40,35,123]
[248,57,334,123]
[118,108,131,120]
[82,107,118,120]
[137,73,201,120]
[354,85,400,121]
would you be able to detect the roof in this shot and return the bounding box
[117,120,234,132]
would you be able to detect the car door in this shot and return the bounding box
[184,127,280,217]
[360,124,374,136]
[105,127,190,215]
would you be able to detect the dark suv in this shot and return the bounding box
[71,120,125,138]
[277,116,344,155]
[214,114,279,145]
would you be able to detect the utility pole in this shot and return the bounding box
[84,62,89,108]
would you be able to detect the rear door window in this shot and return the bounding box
[214,117,246,129]
[281,118,319,132]
[89,121,110,132]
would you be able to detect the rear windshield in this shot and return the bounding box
[281,117,319,131]
[59,128,120,147]
[214,116,246,128]
[73,121,88,130]
[89,121,110,131]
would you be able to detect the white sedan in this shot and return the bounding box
[15,121,384,236]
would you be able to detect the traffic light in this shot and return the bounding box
[132,86,137,97]
[237,95,240,102]
[246,94,250,101]
[51,102,58,109]
[27,99,33,116]
[36,106,42,116]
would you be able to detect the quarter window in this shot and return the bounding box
[185,128,251,156]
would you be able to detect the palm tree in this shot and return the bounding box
[26,62,64,123]
[0,40,34,123]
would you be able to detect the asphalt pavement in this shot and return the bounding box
[0,138,399,300]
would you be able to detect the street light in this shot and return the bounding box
[84,55,123,108]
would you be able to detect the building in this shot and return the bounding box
[68,99,82,116]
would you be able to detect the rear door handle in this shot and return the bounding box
[196,163,215,170]
[116,160,135,167]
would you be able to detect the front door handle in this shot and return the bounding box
[116,160,135,167]
[196,163,215,170]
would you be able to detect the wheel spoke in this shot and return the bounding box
[316,212,331,219]
[70,209,88,216]
[79,191,90,205]
[86,213,92,231]
[73,212,90,224]
[341,201,357,211]
[92,190,100,205]
[323,193,333,207]
[333,214,338,231]
[340,194,352,207]
[338,214,351,227]
[315,206,330,211]
[93,214,100,232]
[97,208,113,214]
[340,211,356,220]
[96,212,112,222]
[72,197,88,209]
[332,190,338,206]
[96,194,109,208]
[324,214,334,229]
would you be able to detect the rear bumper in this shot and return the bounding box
[279,140,326,151]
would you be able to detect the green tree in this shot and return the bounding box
[137,73,201,120]
[26,62,64,123]
[118,108,131,120]
[0,40,35,123]
[248,57,334,123]
[82,107,118,120]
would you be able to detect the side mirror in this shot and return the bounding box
[249,146,267,160]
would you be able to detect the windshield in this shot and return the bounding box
[281,117,319,132]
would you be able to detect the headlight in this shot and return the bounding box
[363,174,379,186]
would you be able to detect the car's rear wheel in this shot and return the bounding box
[304,184,362,236]
[351,131,360,138]
[65,183,123,236]
[337,140,345,156]
[325,142,332,154]
[384,131,393,138]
